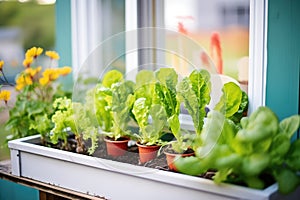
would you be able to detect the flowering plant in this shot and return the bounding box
[0,60,11,112]
[5,47,72,144]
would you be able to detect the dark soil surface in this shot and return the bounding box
[92,139,169,170]
[91,138,216,180]
[44,135,170,170]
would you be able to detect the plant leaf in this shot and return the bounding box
[214,82,242,118]
[279,115,300,139]
[274,168,300,194]
[177,69,211,135]
[102,70,123,88]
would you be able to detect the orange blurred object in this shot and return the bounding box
[210,32,223,74]
[178,22,188,35]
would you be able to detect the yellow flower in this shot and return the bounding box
[58,66,72,76]
[23,57,34,68]
[39,76,50,86]
[25,66,42,77]
[15,74,33,91]
[47,69,60,80]
[0,60,4,71]
[39,68,60,86]
[45,51,60,60]
[25,47,43,58]
[0,90,11,103]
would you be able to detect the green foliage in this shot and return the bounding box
[132,98,167,145]
[51,97,74,147]
[135,70,155,105]
[177,69,211,135]
[5,85,70,142]
[153,68,179,119]
[5,92,53,141]
[153,68,181,143]
[175,107,300,194]
[235,107,278,143]
[102,70,123,88]
[95,70,136,141]
[133,70,170,145]
[214,82,248,124]
[110,80,135,140]
[95,70,123,133]
[168,69,211,153]
[50,96,99,154]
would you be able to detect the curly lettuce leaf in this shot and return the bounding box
[51,98,76,146]
[177,69,211,135]
[133,98,167,145]
[111,80,135,139]
[154,68,179,117]
[132,97,150,133]
[95,84,113,132]
[135,70,155,105]
[155,68,178,92]
[102,70,123,88]
[94,70,124,132]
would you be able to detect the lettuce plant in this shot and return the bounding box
[177,69,211,136]
[175,107,300,194]
[132,70,169,145]
[171,69,211,153]
[94,70,123,133]
[132,98,167,145]
[152,68,182,148]
[50,97,98,154]
[109,80,135,140]
[94,70,135,140]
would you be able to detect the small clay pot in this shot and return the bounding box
[104,137,130,157]
[136,142,161,164]
[164,150,194,172]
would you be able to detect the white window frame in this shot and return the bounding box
[70,0,268,113]
[248,0,268,113]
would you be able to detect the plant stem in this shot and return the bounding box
[0,71,15,86]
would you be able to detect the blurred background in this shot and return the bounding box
[164,0,249,81]
[0,0,55,160]
[0,0,250,160]
[0,0,55,83]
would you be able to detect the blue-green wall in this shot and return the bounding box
[0,179,39,200]
[266,0,300,122]
[55,0,73,91]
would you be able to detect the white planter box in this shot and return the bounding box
[8,135,300,200]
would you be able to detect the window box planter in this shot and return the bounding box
[8,135,300,200]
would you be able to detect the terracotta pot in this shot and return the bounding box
[104,137,129,157]
[164,150,194,172]
[136,142,161,164]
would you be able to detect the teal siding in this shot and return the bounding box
[266,0,300,124]
[0,179,39,200]
[55,0,73,91]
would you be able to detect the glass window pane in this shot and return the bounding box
[164,0,250,92]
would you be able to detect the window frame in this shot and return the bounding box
[69,0,268,114]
